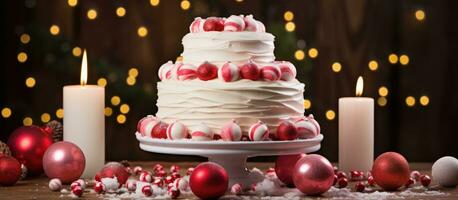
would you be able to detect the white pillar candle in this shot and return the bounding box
[63,50,105,178]
[338,76,374,172]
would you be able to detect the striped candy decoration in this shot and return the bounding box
[158,61,175,80]
[139,171,152,183]
[190,17,205,33]
[173,178,189,191]
[218,62,240,82]
[166,121,188,140]
[220,120,242,141]
[137,115,156,135]
[224,15,245,32]
[190,124,214,141]
[276,61,297,81]
[176,64,198,80]
[248,121,270,141]
[294,117,319,139]
[244,15,259,32]
[260,64,281,81]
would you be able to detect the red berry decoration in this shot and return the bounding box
[355,182,365,192]
[410,170,421,181]
[165,176,174,185]
[333,174,338,186]
[155,170,167,177]
[70,181,81,190]
[190,162,228,200]
[170,165,180,173]
[240,61,260,81]
[94,182,106,194]
[168,187,181,199]
[203,17,224,31]
[153,164,164,172]
[372,152,410,191]
[405,177,415,188]
[197,62,218,81]
[276,120,298,141]
[420,175,431,187]
[367,176,376,186]
[71,185,83,197]
[350,170,364,181]
[336,171,347,179]
[292,154,334,196]
[153,177,164,187]
[0,155,22,186]
[275,154,306,187]
[142,185,152,197]
[99,162,130,185]
[337,177,348,188]
[151,121,168,139]
[171,172,181,180]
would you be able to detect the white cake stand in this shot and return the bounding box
[136,133,323,187]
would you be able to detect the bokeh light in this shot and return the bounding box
[388,53,398,64]
[120,104,130,114]
[378,86,389,97]
[72,47,82,57]
[419,95,430,106]
[17,52,28,63]
[128,68,139,78]
[377,97,388,107]
[303,99,311,110]
[23,117,33,126]
[41,113,51,123]
[104,107,113,117]
[50,25,60,35]
[1,107,12,118]
[368,60,378,71]
[284,11,294,21]
[111,96,121,106]
[126,76,136,86]
[294,50,305,60]
[116,7,126,17]
[308,48,318,58]
[180,0,190,10]
[150,0,160,6]
[399,55,409,65]
[138,26,148,37]
[25,77,36,88]
[97,78,107,87]
[325,110,336,120]
[87,9,98,20]
[285,21,296,32]
[117,114,127,124]
[56,108,64,119]
[415,9,425,21]
[67,0,78,7]
[405,96,416,107]
[20,34,31,44]
[332,62,342,73]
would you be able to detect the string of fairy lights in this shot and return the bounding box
[1,0,430,126]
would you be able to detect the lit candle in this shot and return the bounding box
[338,76,374,172]
[63,50,105,178]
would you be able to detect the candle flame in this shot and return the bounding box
[356,76,364,97]
[80,49,88,86]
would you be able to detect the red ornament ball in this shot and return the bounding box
[203,17,224,31]
[293,154,334,196]
[99,162,129,185]
[190,162,228,199]
[337,177,348,188]
[420,175,431,187]
[405,177,415,187]
[372,152,410,191]
[71,185,83,197]
[0,155,22,186]
[7,125,53,175]
[355,181,365,192]
[142,185,153,197]
[197,62,218,81]
[42,141,86,184]
[151,121,168,139]
[276,120,298,141]
[275,153,306,187]
[240,61,260,81]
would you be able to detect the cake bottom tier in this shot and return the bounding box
[156,79,305,135]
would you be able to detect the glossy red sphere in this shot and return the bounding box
[276,120,298,140]
[0,155,22,186]
[190,162,228,199]
[43,141,86,184]
[372,152,410,191]
[275,153,306,187]
[151,122,168,139]
[100,162,130,185]
[293,154,334,196]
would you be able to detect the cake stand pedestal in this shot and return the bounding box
[136,133,323,188]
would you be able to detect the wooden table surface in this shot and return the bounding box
[0,162,457,199]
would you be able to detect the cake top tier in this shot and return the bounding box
[189,15,266,33]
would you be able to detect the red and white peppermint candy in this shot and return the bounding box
[93,182,106,194]
[260,63,281,81]
[155,170,167,177]
[71,185,83,197]
[186,167,194,176]
[294,117,319,139]
[220,119,242,141]
[191,124,214,141]
[126,179,137,191]
[190,17,205,33]
[152,177,164,187]
[256,20,266,32]
[143,120,168,139]
[276,61,297,81]
[133,166,143,175]
[158,61,175,81]
[75,179,86,189]
[166,121,189,140]
[138,116,158,137]
[218,62,240,82]
[139,171,152,183]
[165,176,174,185]
[231,183,243,195]
[248,121,270,141]
[197,62,218,81]
[168,186,181,199]
[240,61,260,81]
[173,178,189,191]
[176,63,198,80]
[48,178,62,191]
[171,172,181,180]
[153,164,164,172]
[244,15,258,32]
[170,165,180,173]
[224,15,245,32]
[70,181,81,191]
[142,185,152,197]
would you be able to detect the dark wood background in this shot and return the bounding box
[1,0,457,162]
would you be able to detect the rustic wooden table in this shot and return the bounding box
[0,162,457,199]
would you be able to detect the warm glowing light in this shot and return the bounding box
[126,76,136,86]
[285,22,296,32]
[111,96,121,106]
[87,9,98,20]
[325,110,336,120]
[72,47,82,57]
[368,60,378,71]
[303,99,311,110]
[25,77,36,88]
[378,86,388,97]
[284,11,294,21]
[415,9,425,21]
[377,97,387,107]
[20,34,31,44]
[294,50,305,60]
[104,107,113,116]
[355,76,363,97]
[332,62,342,72]
[399,55,409,65]
[41,113,51,123]
[180,0,191,10]
[97,78,107,87]
[120,104,130,114]
[150,0,160,6]
[56,108,64,119]
[80,49,88,86]
[1,107,12,118]
[116,7,126,17]
[67,0,78,7]
[138,26,148,37]
[23,117,33,126]
[405,96,416,107]
[17,52,28,63]
[388,53,398,64]
[308,48,318,58]
[419,95,429,106]
[117,114,127,124]
[128,68,139,78]
[50,25,60,35]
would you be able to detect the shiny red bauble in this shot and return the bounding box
[7,125,53,175]
[99,162,130,185]
[197,62,218,81]
[275,153,306,187]
[276,120,298,141]
[151,121,168,139]
[42,141,86,184]
[189,162,228,199]
[372,152,410,191]
[293,154,334,196]
[203,17,225,31]
[240,62,260,81]
[0,155,22,186]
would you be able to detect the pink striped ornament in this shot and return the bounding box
[137,115,156,135]
[220,120,242,141]
[173,178,189,191]
[139,171,152,183]
[260,64,281,81]
[190,17,205,33]
[231,183,243,195]
[197,62,218,81]
[191,124,214,141]
[158,61,176,80]
[166,121,188,140]
[294,116,319,139]
[244,15,259,32]
[276,61,297,81]
[224,15,245,32]
[176,63,198,80]
[248,121,270,141]
[218,62,240,82]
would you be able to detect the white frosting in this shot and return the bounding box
[156,79,305,135]
[181,32,275,66]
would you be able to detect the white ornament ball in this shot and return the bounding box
[432,156,458,187]
[126,179,137,191]
[218,62,240,82]
[48,178,62,191]
[166,121,189,140]
[248,121,270,141]
[139,171,153,183]
[176,64,198,80]
[220,120,243,141]
[191,124,214,141]
[276,61,297,81]
[101,177,120,193]
[158,61,175,80]
[173,178,189,191]
[74,179,86,189]
[224,15,245,32]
